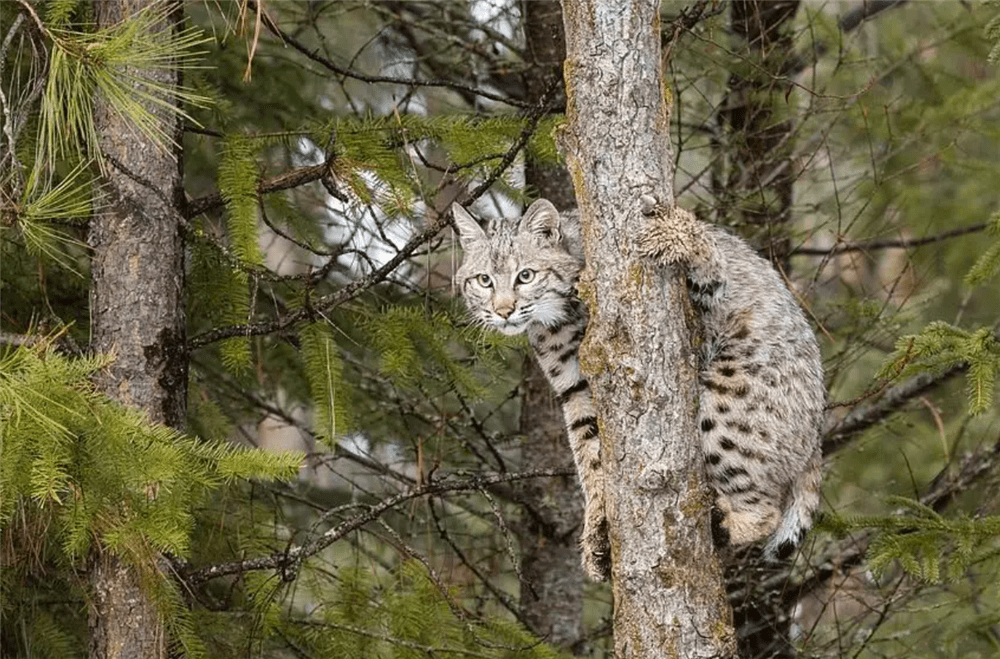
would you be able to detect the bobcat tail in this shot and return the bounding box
[764,457,822,560]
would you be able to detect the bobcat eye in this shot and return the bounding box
[516,269,536,284]
[476,274,493,287]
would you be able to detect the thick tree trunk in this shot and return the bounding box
[87,2,186,658]
[559,2,735,657]
[515,0,585,649]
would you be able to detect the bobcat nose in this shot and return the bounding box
[494,300,516,319]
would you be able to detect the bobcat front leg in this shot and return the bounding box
[576,443,611,581]
[560,377,610,581]
[529,318,611,581]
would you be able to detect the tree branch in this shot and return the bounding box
[179,470,570,586]
[791,222,989,256]
[839,1,909,33]
[183,162,327,219]
[248,0,531,110]
[823,364,966,454]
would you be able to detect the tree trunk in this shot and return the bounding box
[88,1,186,657]
[515,0,586,650]
[716,0,800,267]
[559,2,735,657]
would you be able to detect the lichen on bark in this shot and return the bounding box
[559,1,736,656]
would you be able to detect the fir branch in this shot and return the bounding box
[965,209,1000,286]
[184,162,327,219]
[181,469,571,586]
[299,322,349,442]
[218,134,264,266]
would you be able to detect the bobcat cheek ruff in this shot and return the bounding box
[453,199,824,580]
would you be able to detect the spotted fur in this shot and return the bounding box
[452,198,824,580]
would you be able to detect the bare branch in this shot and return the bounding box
[823,364,966,454]
[839,1,909,33]
[183,162,327,219]
[180,470,570,586]
[248,0,531,110]
[791,222,990,256]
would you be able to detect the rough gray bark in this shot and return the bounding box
[515,0,585,649]
[88,1,186,657]
[559,2,736,657]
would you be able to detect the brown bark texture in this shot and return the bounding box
[516,0,585,649]
[87,1,186,658]
[559,1,736,657]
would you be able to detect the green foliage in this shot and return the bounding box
[218,134,265,266]
[44,0,81,27]
[265,562,572,659]
[188,218,253,372]
[12,161,95,274]
[0,341,302,656]
[0,340,301,543]
[367,303,521,401]
[965,209,1000,287]
[38,2,210,168]
[300,321,352,443]
[877,321,1000,414]
[823,499,1000,584]
[310,113,563,211]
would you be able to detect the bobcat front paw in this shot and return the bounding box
[581,517,611,581]
[636,203,706,266]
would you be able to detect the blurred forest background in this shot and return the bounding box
[2,1,999,658]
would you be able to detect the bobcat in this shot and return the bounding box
[452,197,824,581]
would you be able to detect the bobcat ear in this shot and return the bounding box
[451,203,487,250]
[520,199,561,242]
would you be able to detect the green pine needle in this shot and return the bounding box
[38,2,211,167]
[300,322,351,443]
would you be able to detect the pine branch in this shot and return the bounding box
[180,469,570,586]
